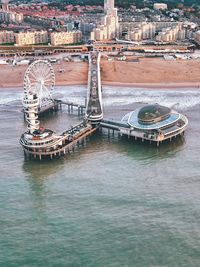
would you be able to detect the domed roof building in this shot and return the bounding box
[137,104,171,124]
[120,103,188,146]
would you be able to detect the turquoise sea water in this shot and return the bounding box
[1,86,200,267]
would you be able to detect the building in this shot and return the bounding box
[0,11,23,23]
[15,31,48,46]
[91,0,119,41]
[156,23,185,42]
[25,16,61,29]
[50,31,82,46]
[34,31,48,44]
[195,31,200,44]
[0,30,14,44]
[15,32,35,46]
[81,22,96,36]
[120,104,188,145]
[1,0,9,12]
[153,3,168,10]
[126,23,156,41]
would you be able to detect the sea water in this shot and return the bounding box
[0,86,200,267]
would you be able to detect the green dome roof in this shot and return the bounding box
[138,104,171,124]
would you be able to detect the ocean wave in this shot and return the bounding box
[0,86,200,111]
[102,87,200,110]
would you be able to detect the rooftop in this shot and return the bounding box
[137,104,171,124]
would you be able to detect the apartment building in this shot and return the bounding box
[126,22,156,41]
[50,31,82,46]
[0,30,15,44]
[0,11,23,23]
[156,24,185,42]
[15,31,48,46]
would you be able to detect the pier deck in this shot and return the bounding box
[22,122,98,160]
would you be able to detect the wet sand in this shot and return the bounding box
[0,58,200,89]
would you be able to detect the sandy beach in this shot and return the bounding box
[1,58,200,89]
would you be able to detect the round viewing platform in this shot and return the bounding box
[121,104,188,145]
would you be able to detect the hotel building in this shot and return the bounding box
[91,0,119,41]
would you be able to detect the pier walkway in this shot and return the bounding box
[85,52,103,122]
[100,119,129,130]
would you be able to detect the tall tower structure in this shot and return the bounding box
[1,0,9,11]
[103,0,118,39]
[90,0,119,41]
[104,0,114,12]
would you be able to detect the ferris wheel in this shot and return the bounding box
[23,60,55,108]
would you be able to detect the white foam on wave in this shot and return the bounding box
[102,86,200,110]
[0,85,200,111]
[53,85,87,106]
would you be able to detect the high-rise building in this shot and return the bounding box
[1,0,9,12]
[104,0,115,13]
[91,0,118,41]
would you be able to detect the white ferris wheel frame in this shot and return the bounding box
[23,60,55,108]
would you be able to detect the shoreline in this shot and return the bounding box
[1,58,200,90]
[102,81,200,89]
[1,81,200,90]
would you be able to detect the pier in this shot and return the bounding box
[20,52,188,160]
[20,52,103,159]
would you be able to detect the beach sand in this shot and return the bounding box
[1,58,200,89]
